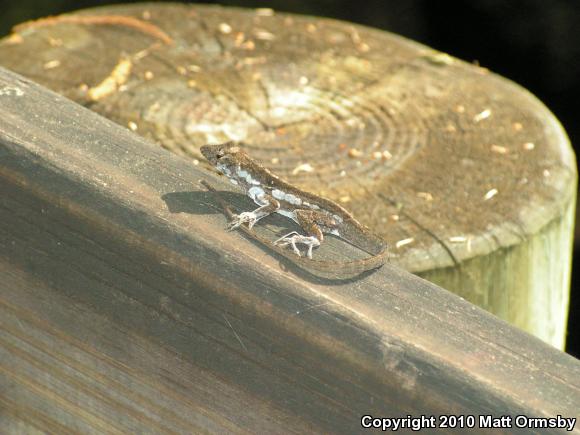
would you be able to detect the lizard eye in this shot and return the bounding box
[216,149,226,159]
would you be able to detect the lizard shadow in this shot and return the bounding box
[163,190,239,215]
[162,190,375,285]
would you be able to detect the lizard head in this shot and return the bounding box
[200,142,242,167]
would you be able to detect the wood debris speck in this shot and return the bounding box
[345,118,360,127]
[490,144,508,154]
[253,29,275,41]
[218,23,232,34]
[381,150,392,160]
[396,238,414,249]
[292,163,314,174]
[416,192,433,201]
[43,60,61,70]
[349,29,370,51]
[240,40,255,50]
[349,27,361,44]
[483,188,498,200]
[423,51,455,66]
[357,43,370,52]
[87,58,132,101]
[523,142,535,150]
[473,109,491,122]
[234,32,245,46]
[347,148,362,158]
[133,43,159,61]
[449,236,467,243]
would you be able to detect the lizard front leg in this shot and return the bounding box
[228,193,280,230]
[274,210,339,258]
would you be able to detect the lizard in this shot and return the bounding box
[199,142,388,278]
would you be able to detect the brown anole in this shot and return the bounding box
[200,142,388,278]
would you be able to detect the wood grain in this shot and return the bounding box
[0,66,579,433]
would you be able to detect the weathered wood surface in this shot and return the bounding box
[0,3,575,349]
[1,67,579,433]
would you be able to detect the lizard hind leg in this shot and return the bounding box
[274,231,302,256]
[273,210,327,259]
[274,232,320,258]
